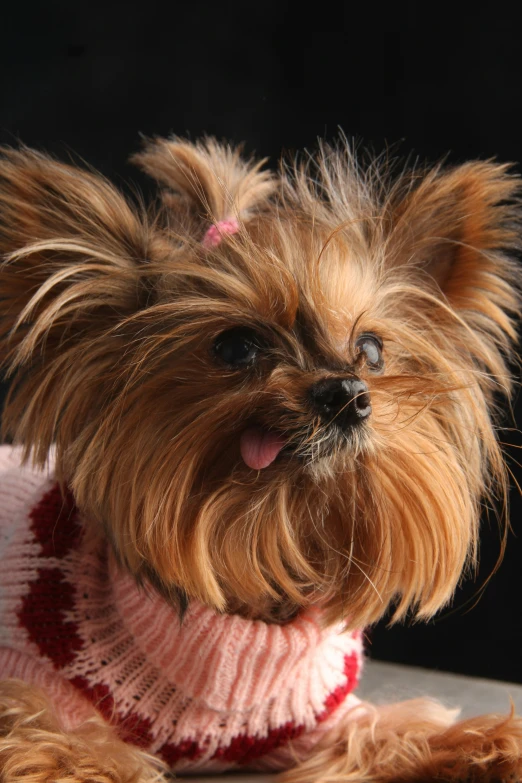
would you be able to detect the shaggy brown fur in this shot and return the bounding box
[0,136,521,781]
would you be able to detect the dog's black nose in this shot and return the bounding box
[310,377,371,429]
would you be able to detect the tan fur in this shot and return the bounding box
[0,681,164,782]
[283,699,522,782]
[0,136,521,781]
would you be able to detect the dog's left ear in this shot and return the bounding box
[132,136,276,229]
[387,161,521,338]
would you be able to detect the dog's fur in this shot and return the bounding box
[0,137,521,781]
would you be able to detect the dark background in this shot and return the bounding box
[2,2,522,683]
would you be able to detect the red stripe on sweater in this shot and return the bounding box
[18,566,84,667]
[69,676,154,748]
[212,720,305,764]
[28,483,81,557]
[318,650,359,720]
[17,484,83,667]
[158,739,204,765]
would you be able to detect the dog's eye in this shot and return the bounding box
[355,333,384,372]
[213,327,263,367]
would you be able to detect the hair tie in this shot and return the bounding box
[202,219,239,249]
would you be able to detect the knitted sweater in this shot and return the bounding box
[0,446,364,773]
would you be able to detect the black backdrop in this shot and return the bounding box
[2,1,522,683]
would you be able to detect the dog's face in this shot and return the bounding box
[0,140,519,626]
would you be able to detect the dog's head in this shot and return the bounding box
[0,139,519,626]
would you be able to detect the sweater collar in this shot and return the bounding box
[110,555,358,714]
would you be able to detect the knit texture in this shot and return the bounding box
[0,446,364,772]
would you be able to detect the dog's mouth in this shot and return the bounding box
[239,426,286,470]
[239,420,369,470]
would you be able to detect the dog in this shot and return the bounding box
[0,136,521,783]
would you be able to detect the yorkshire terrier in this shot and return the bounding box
[0,136,521,783]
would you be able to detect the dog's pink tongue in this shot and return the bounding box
[240,427,285,470]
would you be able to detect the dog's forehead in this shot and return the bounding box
[253,221,382,337]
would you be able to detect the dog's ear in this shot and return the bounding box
[0,147,156,457]
[132,136,276,227]
[387,162,521,339]
[0,147,152,362]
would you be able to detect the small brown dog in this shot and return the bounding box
[0,137,521,782]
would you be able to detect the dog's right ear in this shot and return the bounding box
[0,146,153,366]
[132,137,276,227]
[0,147,160,461]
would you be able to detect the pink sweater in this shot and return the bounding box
[0,446,364,773]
